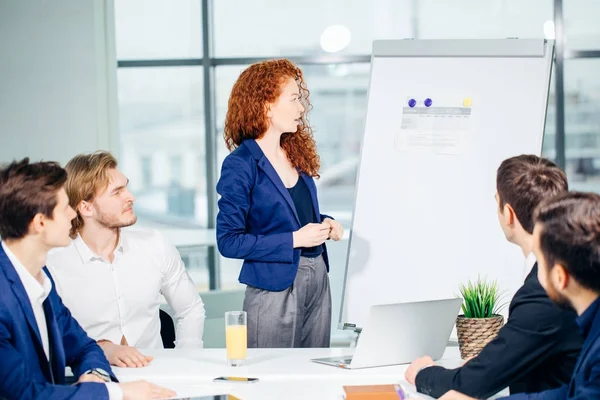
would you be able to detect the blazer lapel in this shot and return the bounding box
[0,246,52,380]
[0,248,44,349]
[11,281,45,352]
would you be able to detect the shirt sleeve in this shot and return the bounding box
[159,233,205,348]
[105,382,123,400]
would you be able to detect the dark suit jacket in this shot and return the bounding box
[216,139,332,291]
[0,244,115,399]
[415,264,583,399]
[502,297,600,400]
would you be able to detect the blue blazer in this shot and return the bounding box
[216,139,331,291]
[503,298,600,400]
[0,244,115,399]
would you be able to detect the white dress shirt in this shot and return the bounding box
[524,252,537,279]
[46,228,205,349]
[2,242,122,399]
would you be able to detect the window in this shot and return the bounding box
[114,0,202,60]
[170,154,182,184]
[417,0,553,39]
[213,0,412,57]
[140,155,152,189]
[564,0,600,50]
[563,59,600,191]
[116,66,207,227]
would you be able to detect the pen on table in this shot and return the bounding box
[395,384,406,400]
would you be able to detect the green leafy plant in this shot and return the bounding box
[458,277,507,318]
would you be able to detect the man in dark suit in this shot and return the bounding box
[405,155,583,399]
[439,192,600,399]
[0,158,175,399]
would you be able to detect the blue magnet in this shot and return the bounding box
[408,98,417,108]
[424,98,432,107]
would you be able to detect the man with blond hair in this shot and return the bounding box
[47,151,205,368]
[0,158,175,399]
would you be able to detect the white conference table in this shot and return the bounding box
[113,346,480,400]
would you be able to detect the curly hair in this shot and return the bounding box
[223,59,321,177]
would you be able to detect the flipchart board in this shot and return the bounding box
[340,39,554,328]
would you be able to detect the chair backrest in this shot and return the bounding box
[159,309,176,349]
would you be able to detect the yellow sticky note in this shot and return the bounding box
[463,97,472,107]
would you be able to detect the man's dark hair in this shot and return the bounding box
[535,191,600,293]
[497,155,568,234]
[0,158,67,239]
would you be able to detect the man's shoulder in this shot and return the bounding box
[511,271,547,304]
[509,274,577,323]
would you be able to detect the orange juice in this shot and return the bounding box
[226,325,247,360]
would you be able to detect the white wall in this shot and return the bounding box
[0,0,118,166]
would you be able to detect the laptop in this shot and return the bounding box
[312,298,463,369]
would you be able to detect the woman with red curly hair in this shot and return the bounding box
[216,59,344,348]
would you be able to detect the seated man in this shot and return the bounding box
[439,191,600,399]
[46,151,205,368]
[406,155,583,398]
[0,158,174,399]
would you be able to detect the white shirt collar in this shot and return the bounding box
[72,232,126,264]
[1,241,52,304]
[524,252,537,278]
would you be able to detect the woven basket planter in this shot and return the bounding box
[456,314,504,359]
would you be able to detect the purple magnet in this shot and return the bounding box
[424,98,432,107]
[408,98,417,108]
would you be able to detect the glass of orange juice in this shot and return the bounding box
[225,311,247,366]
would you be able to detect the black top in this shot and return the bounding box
[416,264,584,399]
[287,177,323,258]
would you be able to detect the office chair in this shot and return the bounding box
[159,309,176,349]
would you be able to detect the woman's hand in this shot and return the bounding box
[323,218,343,241]
[293,223,330,248]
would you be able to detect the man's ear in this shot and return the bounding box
[77,200,94,218]
[552,264,570,290]
[28,213,45,235]
[504,203,516,226]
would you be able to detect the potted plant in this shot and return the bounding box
[456,278,507,360]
